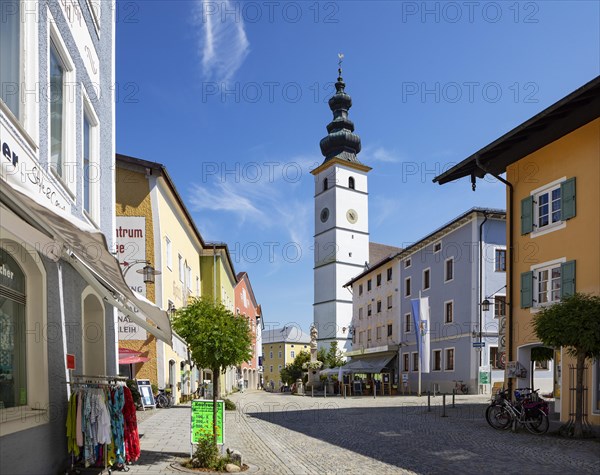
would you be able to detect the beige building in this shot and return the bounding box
[262,327,311,390]
[116,154,205,403]
[435,76,600,426]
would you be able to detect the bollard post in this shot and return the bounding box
[427,391,431,412]
[442,393,448,417]
[324,384,327,398]
[311,385,314,398]
[452,389,455,408]
[344,384,346,399]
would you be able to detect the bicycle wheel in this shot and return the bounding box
[486,404,512,430]
[524,408,549,434]
[156,394,168,408]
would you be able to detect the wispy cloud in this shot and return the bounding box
[361,145,403,164]
[196,0,250,82]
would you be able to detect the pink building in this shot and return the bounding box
[235,272,262,389]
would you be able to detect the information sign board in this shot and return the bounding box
[137,379,155,408]
[191,400,224,445]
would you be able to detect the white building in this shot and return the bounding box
[312,67,371,353]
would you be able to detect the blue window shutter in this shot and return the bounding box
[561,178,576,220]
[560,260,576,298]
[520,271,533,308]
[521,196,534,235]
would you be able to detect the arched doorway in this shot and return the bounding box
[82,293,105,375]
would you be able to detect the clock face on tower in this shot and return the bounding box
[320,207,330,223]
[346,209,358,224]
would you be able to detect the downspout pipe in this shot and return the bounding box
[475,157,514,396]
[479,211,489,369]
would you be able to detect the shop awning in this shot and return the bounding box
[343,354,395,373]
[119,348,150,365]
[0,178,172,345]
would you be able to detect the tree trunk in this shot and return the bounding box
[574,352,586,438]
[213,367,219,444]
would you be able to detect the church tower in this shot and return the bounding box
[312,64,371,352]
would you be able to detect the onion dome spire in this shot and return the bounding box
[319,55,363,164]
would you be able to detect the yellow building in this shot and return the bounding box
[200,243,238,395]
[434,76,600,426]
[262,327,311,390]
[116,154,206,403]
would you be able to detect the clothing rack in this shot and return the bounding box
[66,375,131,475]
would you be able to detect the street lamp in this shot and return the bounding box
[121,259,161,284]
[481,299,491,312]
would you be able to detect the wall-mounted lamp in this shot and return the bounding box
[121,259,161,284]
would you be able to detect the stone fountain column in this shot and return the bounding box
[307,325,321,389]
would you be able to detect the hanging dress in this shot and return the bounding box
[109,386,126,465]
[122,385,141,463]
[66,391,80,457]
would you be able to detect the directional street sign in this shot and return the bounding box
[473,342,486,348]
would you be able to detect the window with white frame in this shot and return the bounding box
[405,258,411,268]
[376,326,382,340]
[290,351,295,358]
[377,273,382,286]
[49,42,66,179]
[196,276,200,296]
[358,307,363,320]
[387,295,392,309]
[412,352,419,372]
[178,254,183,282]
[367,304,372,317]
[433,349,442,371]
[494,296,506,319]
[82,99,99,220]
[165,237,172,270]
[495,249,507,272]
[269,365,273,373]
[376,300,382,313]
[536,184,562,229]
[367,329,372,341]
[405,277,411,297]
[0,0,20,116]
[269,351,273,359]
[445,258,454,282]
[186,264,192,290]
[445,348,455,371]
[444,301,453,323]
[404,313,411,333]
[367,279,372,291]
[536,263,562,306]
[423,268,430,290]
[403,353,409,372]
[278,351,282,358]
[387,323,392,337]
[358,284,363,295]
[433,242,442,253]
[387,267,393,281]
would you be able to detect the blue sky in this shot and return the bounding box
[116,0,600,333]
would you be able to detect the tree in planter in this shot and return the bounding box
[532,292,600,438]
[172,297,252,444]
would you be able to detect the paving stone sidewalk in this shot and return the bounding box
[123,390,600,474]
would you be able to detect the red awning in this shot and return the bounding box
[119,355,150,365]
[118,348,150,365]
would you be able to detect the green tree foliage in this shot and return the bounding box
[280,351,310,385]
[172,297,252,442]
[325,341,345,368]
[532,293,600,437]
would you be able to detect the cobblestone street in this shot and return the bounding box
[125,390,600,474]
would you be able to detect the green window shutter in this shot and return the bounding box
[520,271,533,308]
[561,177,576,220]
[521,196,534,235]
[560,260,576,298]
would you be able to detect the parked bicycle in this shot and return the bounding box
[486,387,549,434]
[453,380,469,394]
[155,388,173,408]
